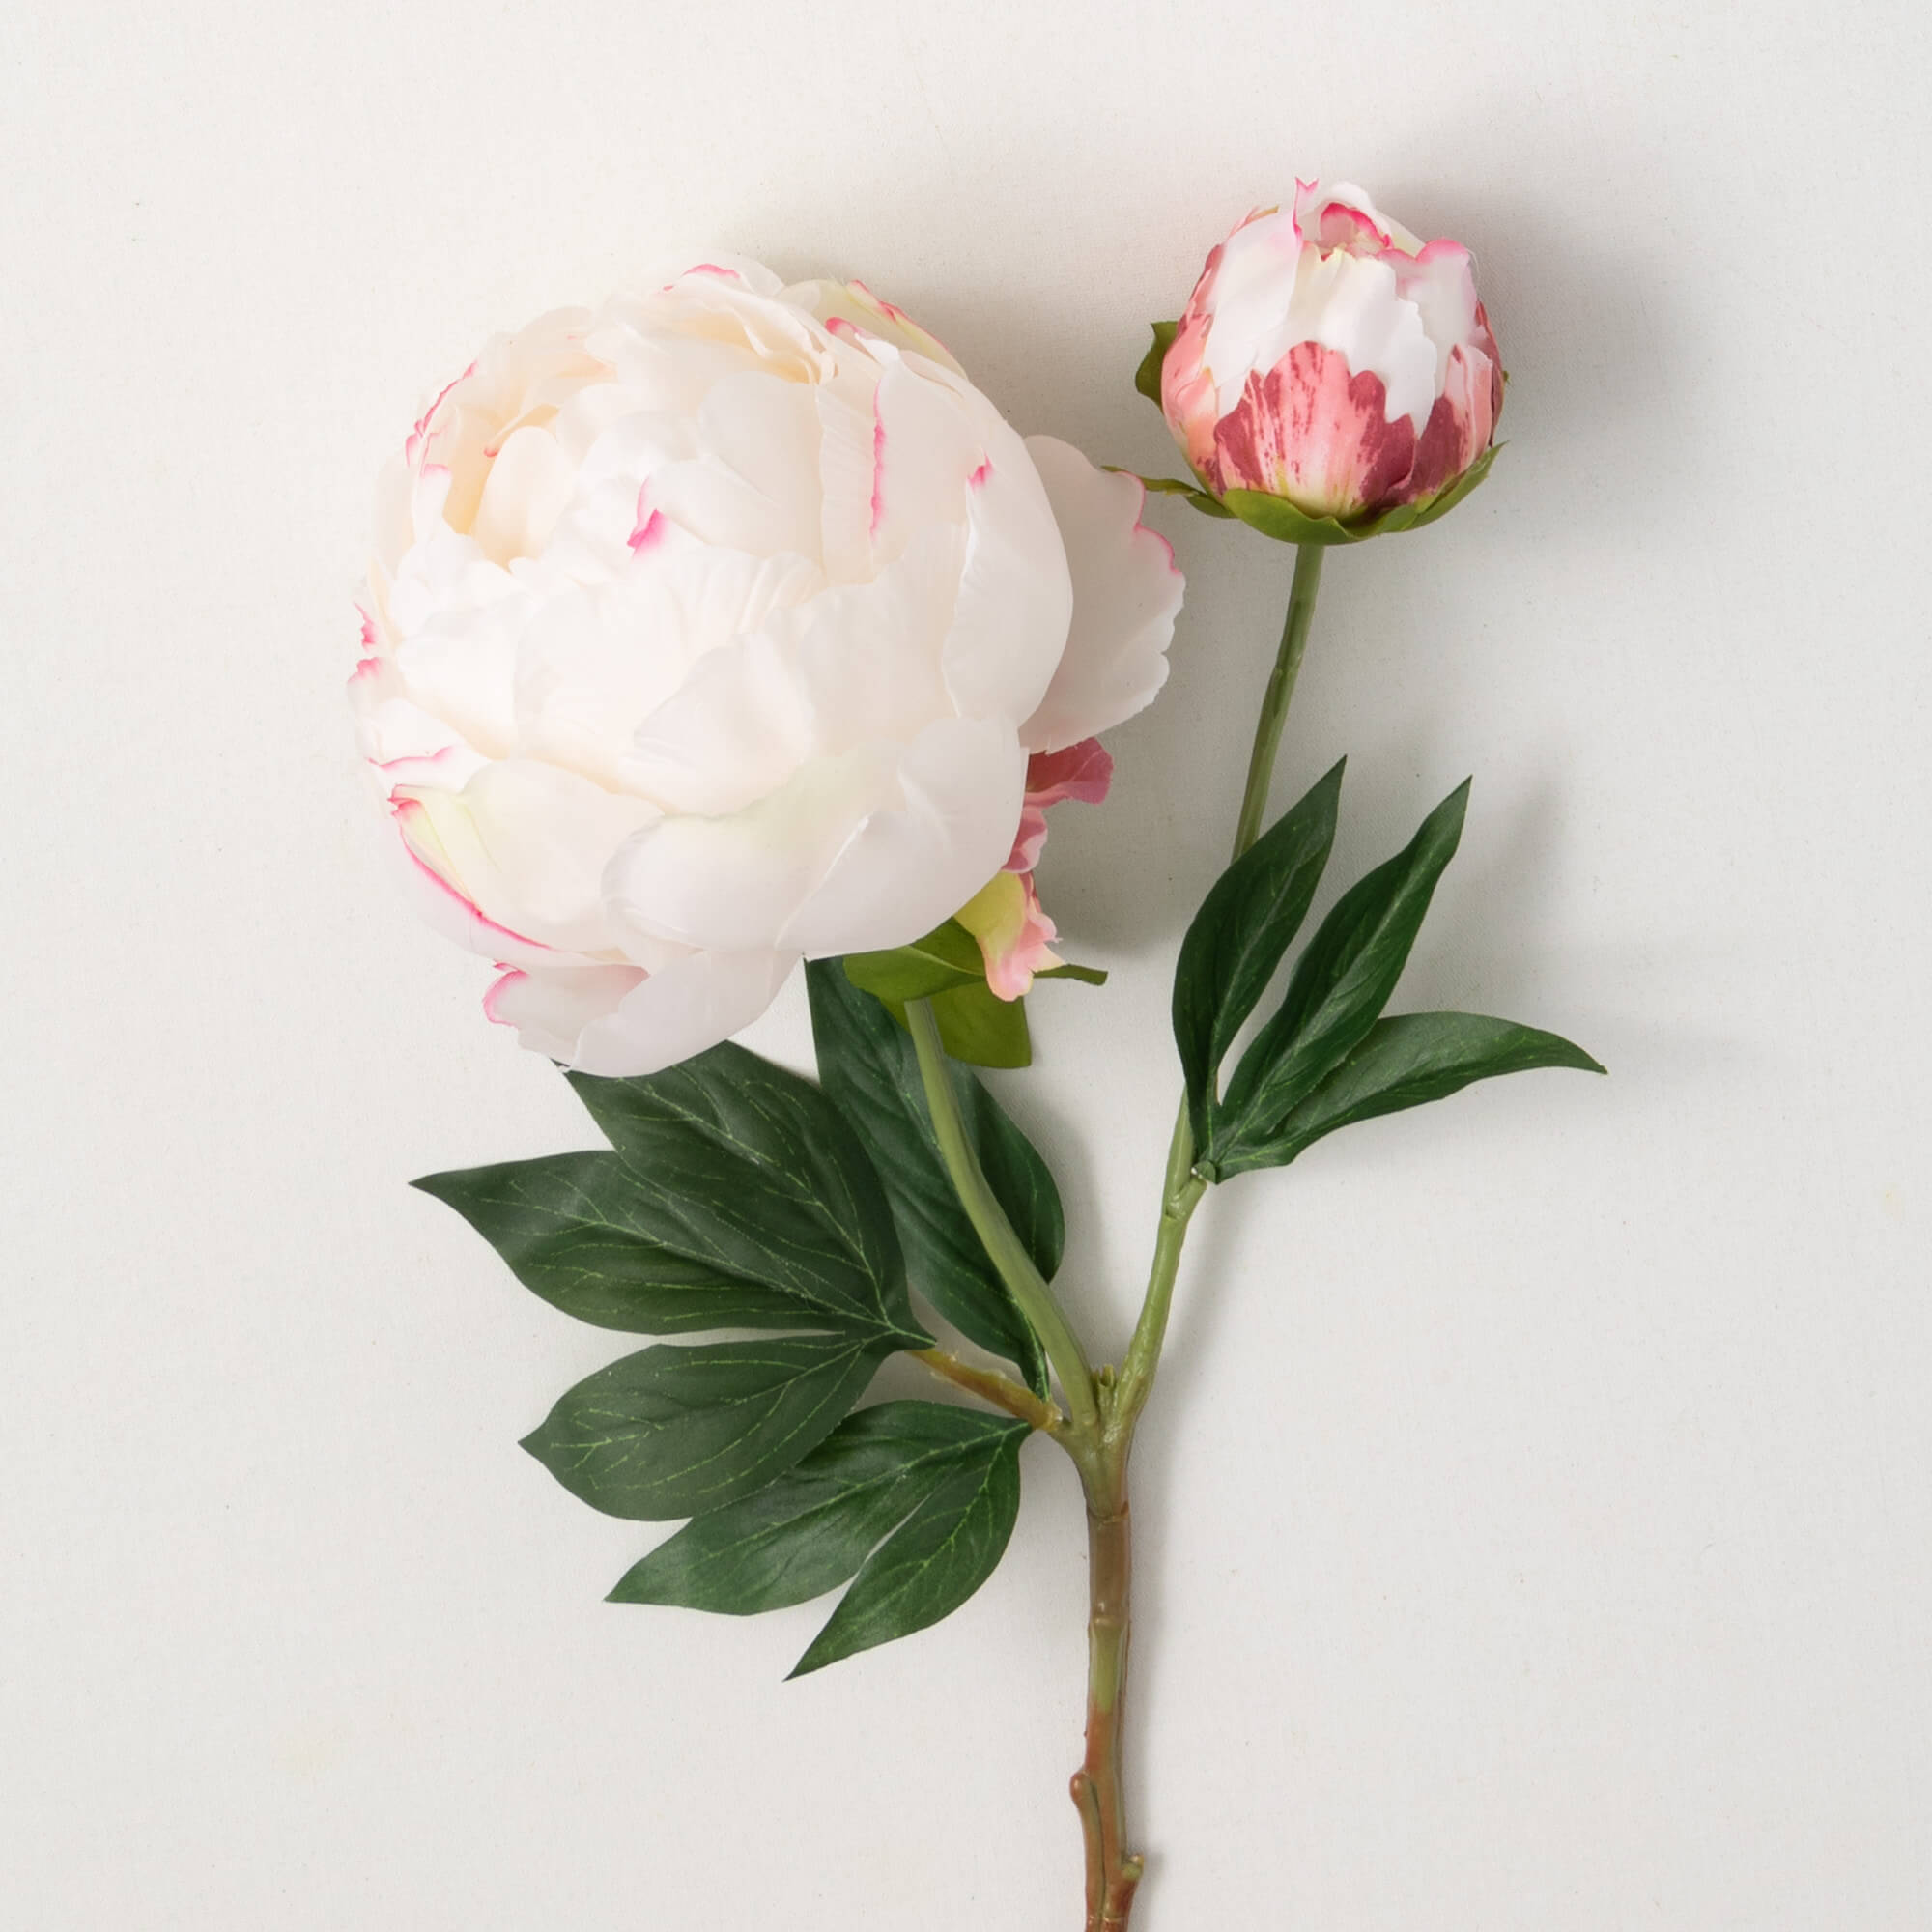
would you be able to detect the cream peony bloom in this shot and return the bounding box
[353,259,1182,1074]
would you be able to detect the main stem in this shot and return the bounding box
[1078,541,1327,1929]
[909,543,1328,1932]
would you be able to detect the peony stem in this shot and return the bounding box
[1119,540,1325,1424]
[919,544,1329,1930]
[904,998,1101,1435]
[912,1346,1065,1435]
[1230,541,1324,861]
[1072,1457,1143,1932]
[1080,541,1329,1926]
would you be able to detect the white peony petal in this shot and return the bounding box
[1204,210,1441,432]
[515,544,820,788]
[784,278,967,376]
[619,526,957,816]
[469,421,577,567]
[484,961,649,1062]
[397,761,659,955]
[605,742,903,953]
[1019,437,1181,752]
[645,369,823,558]
[938,426,1073,727]
[869,356,981,560]
[781,716,1027,957]
[569,947,799,1077]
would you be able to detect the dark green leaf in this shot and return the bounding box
[1172,760,1345,1146]
[520,1334,894,1521]
[807,963,1055,1393]
[1134,320,1179,405]
[412,1152,861,1335]
[563,1046,923,1345]
[610,1401,1029,1627]
[1217,780,1470,1159]
[1215,1011,1605,1177]
[789,1415,1026,1675]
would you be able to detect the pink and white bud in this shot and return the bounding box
[1162,183,1501,526]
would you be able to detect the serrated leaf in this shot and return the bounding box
[1214,1011,1605,1177]
[562,1045,923,1344]
[412,1153,863,1335]
[1172,759,1345,1146]
[1216,780,1470,1161]
[789,1418,1026,1676]
[1134,320,1179,405]
[808,962,1055,1393]
[610,1401,1029,1622]
[521,1333,895,1521]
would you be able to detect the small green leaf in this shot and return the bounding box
[1215,1011,1605,1178]
[1134,320,1179,405]
[563,1045,923,1344]
[521,1334,895,1521]
[1036,960,1108,986]
[1131,472,1236,518]
[808,962,1056,1393]
[790,1416,1026,1676]
[412,1153,863,1335]
[1216,780,1470,1159]
[1172,759,1345,1147]
[610,1402,1028,1627]
[842,919,986,1004]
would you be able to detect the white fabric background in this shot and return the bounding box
[5,3,1928,1925]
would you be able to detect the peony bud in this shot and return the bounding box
[1155,182,1502,541]
[354,260,1182,1075]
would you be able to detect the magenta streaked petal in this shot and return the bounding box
[1213,343,1416,518]
[1025,738,1114,809]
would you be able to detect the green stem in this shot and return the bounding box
[1118,542,1326,1425]
[913,1346,1064,1435]
[1230,541,1324,861]
[905,997,1101,1437]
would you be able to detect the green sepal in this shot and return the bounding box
[610,1400,1029,1677]
[1037,960,1108,986]
[520,1332,900,1521]
[842,918,985,1004]
[1214,780,1471,1163]
[1220,443,1502,547]
[1171,759,1345,1149]
[841,919,1030,1067]
[1131,472,1236,518]
[1134,320,1179,405]
[807,961,1056,1395]
[1212,1011,1605,1178]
